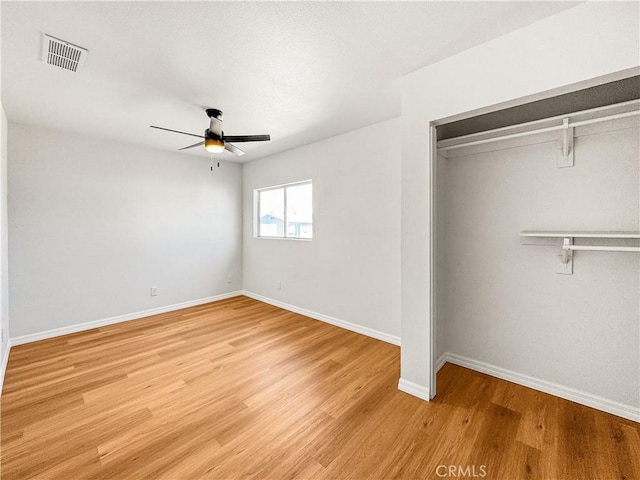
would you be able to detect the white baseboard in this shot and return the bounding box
[441,352,640,423]
[242,290,401,346]
[7,292,633,423]
[398,354,444,402]
[9,291,243,347]
[398,377,432,401]
[0,338,11,394]
[435,353,447,372]
[1,292,243,395]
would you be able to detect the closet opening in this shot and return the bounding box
[428,71,639,419]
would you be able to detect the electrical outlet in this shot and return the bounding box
[150,286,159,296]
[276,280,281,291]
[227,275,233,284]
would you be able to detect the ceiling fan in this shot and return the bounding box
[150,108,270,157]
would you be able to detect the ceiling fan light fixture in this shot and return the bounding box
[205,137,225,153]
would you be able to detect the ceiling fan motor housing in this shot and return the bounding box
[204,129,223,140]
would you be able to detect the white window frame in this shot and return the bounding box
[254,180,313,240]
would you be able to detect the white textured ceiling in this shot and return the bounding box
[1,1,578,162]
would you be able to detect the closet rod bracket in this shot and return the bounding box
[521,231,640,275]
[557,118,574,168]
[556,237,574,274]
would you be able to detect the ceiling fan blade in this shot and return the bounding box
[224,143,245,156]
[150,126,205,139]
[179,140,205,151]
[222,134,270,143]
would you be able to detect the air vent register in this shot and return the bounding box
[41,34,87,72]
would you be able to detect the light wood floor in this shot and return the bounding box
[1,296,638,479]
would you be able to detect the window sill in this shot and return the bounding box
[254,236,313,242]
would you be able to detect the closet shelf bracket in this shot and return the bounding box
[520,231,640,275]
[560,237,573,264]
[557,237,574,274]
[557,118,574,168]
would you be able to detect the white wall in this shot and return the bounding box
[8,123,242,338]
[440,121,639,408]
[400,1,640,398]
[243,118,401,342]
[0,105,9,365]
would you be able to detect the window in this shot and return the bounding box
[256,181,312,239]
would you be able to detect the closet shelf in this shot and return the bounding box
[437,99,639,168]
[520,231,640,239]
[520,231,640,275]
[437,99,640,152]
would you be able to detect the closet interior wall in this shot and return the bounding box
[435,115,639,409]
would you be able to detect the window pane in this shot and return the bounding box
[259,188,285,237]
[286,183,312,238]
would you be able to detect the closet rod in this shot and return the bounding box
[438,99,640,152]
[439,99,640,145]
[563,245,640,253]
